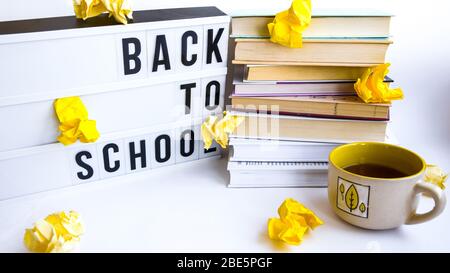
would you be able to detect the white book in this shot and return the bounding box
[229,138,337,162]
[227,161,328,188]
[228,127,398,162]
[227,128,399,188]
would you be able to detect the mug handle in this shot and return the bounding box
[406,181,446,225]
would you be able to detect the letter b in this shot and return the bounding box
[122,38,142,75]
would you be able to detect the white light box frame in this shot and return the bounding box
[0,7,229,103]
[0,118,221,200]
[0,74,227,152]
[0,7,230,199]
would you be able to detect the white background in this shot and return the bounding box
[0,0,449,252]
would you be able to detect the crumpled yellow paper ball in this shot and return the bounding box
[267,0,312,48]
[73,0,133,25]
[354,63,404,103]
[424,165,447,190]
[24,211,85,253]
[268,198,323,245]
[54,96,100,145]
[201,112,244,149]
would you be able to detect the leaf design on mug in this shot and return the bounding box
[339,183,345,200]
[359,202,366,213]
[345,184,359,212]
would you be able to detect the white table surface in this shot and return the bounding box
[0,156,448,253]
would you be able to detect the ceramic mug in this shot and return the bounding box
[328,142,446,230]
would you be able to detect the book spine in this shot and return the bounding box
[234,40,389,65]
[230,108,389,121]
[230,113,387,143]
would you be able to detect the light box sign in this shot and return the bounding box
[0,7,230,200]
[0,76,227,152]
[0,120,222,200]
[0,6,229,99]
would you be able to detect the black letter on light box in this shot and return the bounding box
[180,82,196,114]
[205,80,221,110]
[122,38,142,75]
[206,28,224,64]
[75,151,94,180]
[155,134,171,163]
[129,140,147,170]
[181,31,198,66]
[152,35,171,72]
[102,143,120,173]
[180,129,195,157]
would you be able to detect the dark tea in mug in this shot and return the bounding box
[344,163,408,179]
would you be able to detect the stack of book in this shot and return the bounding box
[227,10,397,187]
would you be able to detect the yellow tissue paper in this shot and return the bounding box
[278,198,323,229]
[73,0,133,25]
[24,211,85,253]
[54,96,100,145]
[201,115,217,150]
[354,63,404,103]
[268,215,309,245]
[267,0,312,48]
[201,112,244,149]
[77,120,100,143]
[268,198,323,246]
[424,165,447,190]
